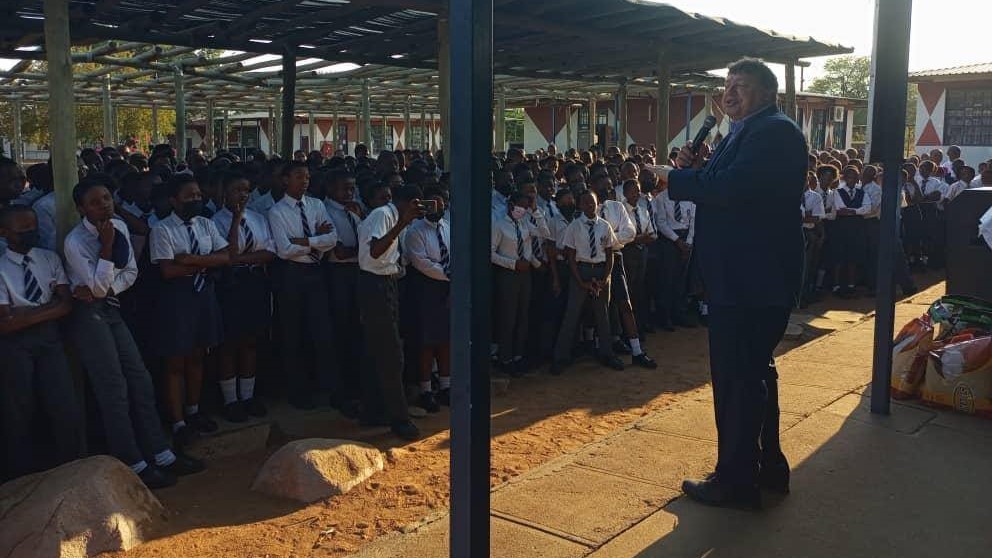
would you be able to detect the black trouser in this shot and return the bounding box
[527,264,555,362]
[801,226,824,298]
[554,262,614,362]
[326,262,362,402]
[1,322,85,479]
[495,267,532,364]
[622,244,648,336]
[358,271,409,423]
[659,232,690,324]
[278,261,337,405]
[69,299,170,467]
[707,304,791,487]
[761,359,787,473]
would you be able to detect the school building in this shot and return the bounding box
[910,62,992,163]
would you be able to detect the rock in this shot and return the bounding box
[0,455,166,558]
[252,438,384,503]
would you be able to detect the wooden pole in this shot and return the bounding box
[267,105,275,156]
[308,110,316,153]
[785,61,797,122]
[151,104,159,145]
[565,102,573,151]
[102,75,113,148]
[438,17,451,154]
[273,98,282,157]
[205,98,215,157]
[43,0,79,248]
[403,96,411,150]
[421,107,428,150]
[221,109,229,151]
[617,82,628,152]
[382,114,389,154]
[655,49,672,155]
[174,66,186,161]
[589,96,597,150]
[11,99,22,163]
[494,89,506,152]
[361,80,372,146]
[280,49,296,160]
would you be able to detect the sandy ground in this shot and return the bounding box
[107,274,941,558]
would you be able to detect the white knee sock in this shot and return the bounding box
[219,378,238,405]
[238,377,256,401]
[628,337,643,356]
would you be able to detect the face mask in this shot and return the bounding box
[426,211,443,223]
[16,229,40,250]
[558,205,575,220]
[510,206,527,221]
[179,200,204,220]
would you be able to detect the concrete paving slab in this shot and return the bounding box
[574,430,716,491]
[349,515,590,558]
[585,508,680,558]
[491,465,679,545]
[776,382,848,416]
[776,360,871,391]
[928,408,992,439]
[823,393,937,434]
[636,397,718,442]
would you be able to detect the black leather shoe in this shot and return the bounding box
[391,419,422,441]
[612,339,632,355]
[187,412,219,434]
[632,353,658,369]
[418,392,441,414]
[165,453,206,476]
[600,355,626,371]
[437,388,451,407]
[172,424,198,450]
[758,463,791,494]
[138,465,177,489]
[224,401,249,423]
[682,477,761,510]
[243,397,268,418]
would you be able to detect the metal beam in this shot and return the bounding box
[449,0,493,556]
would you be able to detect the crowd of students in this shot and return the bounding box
[0,138,984,489]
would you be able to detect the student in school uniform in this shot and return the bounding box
[830,166,871,297]
[323,168,365,416]
[0,205,84,480]
[944,166,975,207]
[518,178,554,365]
[65,177,203,489]
[357,184,426,440]
[491,191,542,375]
[249,160,287,214]
[547,189,577,344]
[267,161,339,410]
[815,164,840,290]
[621,179,657,337]
[13,163,56,252]
[212,171,275,422]
[861,165,883,295]
[652,178,697,329]
[551,190,625,375]
[800,171,826,307]
[403,185,453,412]
[149,174,231,447]
[589,174,656,368]
[918,160,948,269]
[638,167,664,332]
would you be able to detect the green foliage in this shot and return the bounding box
[808,56,871,99]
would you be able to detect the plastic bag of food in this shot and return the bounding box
[928,295,992,340]
[921,335,992,417]
[891,314,934,399]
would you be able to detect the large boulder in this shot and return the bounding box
[252,438,384,503]
[0,455,166,558]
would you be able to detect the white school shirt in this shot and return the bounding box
[652,190,696,244]
[0,247,67,307]
[561,214,618,264]
[801,189,826,229]
[537,196,560,221]
[13,188,45,208]
[549,213,573,257]
[28,191,56,251]
[249,191,277,214]
[404,218,450,282]
[971,176,984,189]
[940,160,956,181]
[597,199,635,249]
[831,185,871,216]
[149,213,229,264]
[267,195,338,263]
[358,202,402,276]
[491,213,539,270]
[211,207,275,255]
[862,181,882,220]
[921,176,948,201]
[526,207,553,263]
[945,180,969,204]
[324,199,361,263]
[491,190,507,218]
[63,217,138,298]
[624,199,656,239]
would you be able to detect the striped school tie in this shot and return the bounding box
[21,255,42,304]
[587,221,598,259]
[530,214,543,260]
[514,219,524,259]
[347,210,359,243]
[674,201,682,222]
[185,222,206,293]
[240,218,255,253]
[298,200,319,262]
[437,223,450,277]
[633,206,643,234]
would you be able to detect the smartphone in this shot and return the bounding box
[418,200,439,214]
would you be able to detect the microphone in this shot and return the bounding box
[690,115,718,156]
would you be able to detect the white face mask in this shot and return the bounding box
[510,206,527,221]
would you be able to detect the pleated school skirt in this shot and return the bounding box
[149,275,224,357]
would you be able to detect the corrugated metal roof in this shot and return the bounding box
[909,62,992,80]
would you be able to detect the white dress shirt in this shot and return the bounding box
[150,213,229,263]
[652,190,696,244]
[0,247,67,307]
[21,191,56,251]
[64,217,138,298]
[802,189,826,229]
[526,207,553,263]
[862,181,882,219]
[267,194,338,263]
[358,202,403,276]
[324,199,362,263]
[491,190,507,218]
[921,176,948,201]
[405,218,451,282]
[597,199,635,249]
[537,196,561,221]
[624,200,656,239]
[831,185,871,216]
[249,191,277,214]
[971,176,984,189]
[945,180,969,204]
[212,207,275,255]
[560,214,618,264]
[549,213,573,257]
[491,213,539,270]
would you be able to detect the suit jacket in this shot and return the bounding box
[668,104,806,308]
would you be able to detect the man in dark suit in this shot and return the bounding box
[653,58,806,509]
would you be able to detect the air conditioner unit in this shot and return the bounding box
[833,106,845,123]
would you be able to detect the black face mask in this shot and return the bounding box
[179,200,204,221]
[558,205,576,221]
[426,211,443,223]
[15,229,40,250]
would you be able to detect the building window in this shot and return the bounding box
[578,107,590,131]
[239,125,260,148]
[370,124,394,154]
[505,108,524,146]
[944,88,992,146]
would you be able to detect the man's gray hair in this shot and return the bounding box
[727,58,779,93]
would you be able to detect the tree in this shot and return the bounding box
[808,55,871,100]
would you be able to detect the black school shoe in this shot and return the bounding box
[600,355,626,371]
[243,397,268,418]
[164,453,206,476]
[187,412,218,434]
[391,419,422,441]
[138,465,177,489]
[418,392,441,414]
[172,424,199,451]
[632,353,658,369]
[612,339,632,355]
[224,401,249,423]
[437,388,451,407]
[758,463,791,495]
[682,477,761,510]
